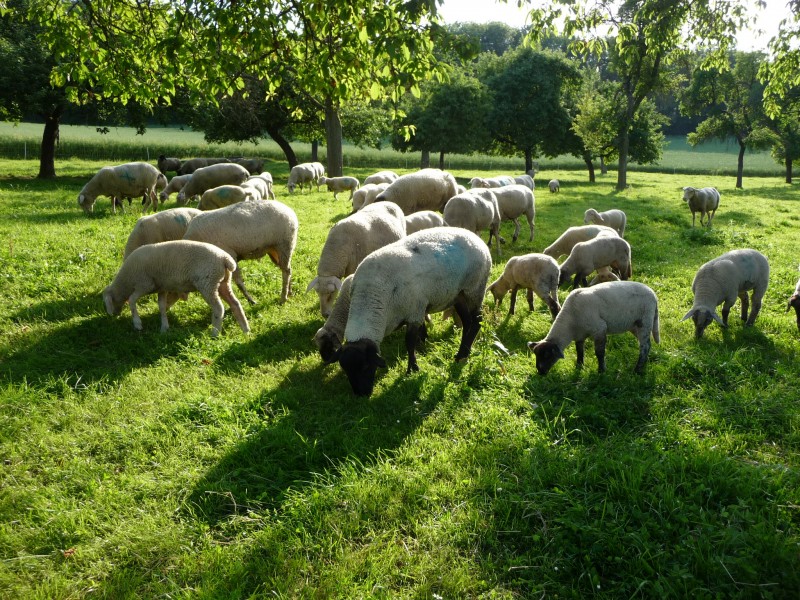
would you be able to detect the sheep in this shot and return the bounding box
[363,170,399,186]
[78,162,161,215]
[404,210,446,234]
[352,183,389,212]
[250,172,275,200]
[240,176,269,201]
[682,186,720,227]
[177,157,229,176]
[491,184,535,243]
[787,266,800,332]
[310,162,326,190]
[306,202,406,317]
[135,172,167,211]
[374,168,459,214]
[197,184,248,211]
[469,175,515,188]
[157,155,182,175]
[313,274,354,364]
[528,281,660,375]
[583,208,627,237]
[487,253,560,318]
[287,163,318,194]
[102,240,250,337]
[230,157,265,175]
[336,227,492,397]
[176,163,250,205]
[183,200,299,304]
[680,248,770,338]
[318,175,360,201]
[158,174,193,203]
[514,174,535,190]
[442,189,502,257]
[559,236,632,289]
[588,267,620,286]
[548,179,560,193]
[543,225,619,259]
[123,207,203,259]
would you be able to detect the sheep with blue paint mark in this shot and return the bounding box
[78,162,162,215]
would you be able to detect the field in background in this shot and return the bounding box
[0,121,786,177]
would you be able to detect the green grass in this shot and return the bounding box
[1,156,799,598]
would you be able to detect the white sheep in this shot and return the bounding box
[680,248,769,338]
[103,239,250,337]
[404,210,446,234]
[559,236,632,289]
[514,174,535,190]
[528,281,659,375]
[487,253,561,318]
[491,184,535,243]
[374,168,458,214]
[583,208,627,237]
[787,266,800,332]
[158,174,193,203]
[363,170,399,186]
[313,274,354,364]
[588,267,620,286]
[548,179,560,193]
[183,200,299,304]
[682,186,720,227]
[131,172,167,211]
[78,162,161,215]
[157,155,182,174]
[197,185,248,211]
[177,163,250,205]
[230,157,265,175]
[307,202,406,317]
[543,225,619,259]
[287,163,318,194]
[246,172,275,200]
[352,183,389,212]
[336,227,492,397]
[177,157,229,175]
[469,175,515,188]
[310,162,326,190]
[123,207,203,259]
[442,189,502,257]
[319,175,360,200]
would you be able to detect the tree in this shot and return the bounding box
[761,2,800,118]
[446,22,525,57]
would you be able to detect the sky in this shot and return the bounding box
[436,0,787,52]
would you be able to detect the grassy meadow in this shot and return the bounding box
[1,144,799,598]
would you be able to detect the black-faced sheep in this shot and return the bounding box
[787,267,800,332]
[157,155,182,175]
[682,186,720,227]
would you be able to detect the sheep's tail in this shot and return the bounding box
[223,254,237,274]
[652,303,660,344]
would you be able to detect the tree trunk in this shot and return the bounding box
[265,124,298,168]
[325,97,343,177]
[736,141,745,189]
[786,155,792,184]
[420,149,430,169]
[311,140,319,163]
[439,150,445,170]
[524,148,533,174]
[616,128,629,190]
[38,108,63,179]
[600,155,608,175]
[584,156,596,183]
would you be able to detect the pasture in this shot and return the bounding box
[1,153,799,598]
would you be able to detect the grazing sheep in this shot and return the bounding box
[197,184,248,211]
[352,183,389,212]
[528,281,660,375]
[183,200,299,304]
[442,189,502,256]
[287,163,318,194]
[313,274,354,364]
[123,207,203,259]
[583,208,627,236]
[240,176,269,201]
[681,248,770,338]
[548,179,560,193]
[158,174,193,203]
[559,236,632,289]
[230,157,265,175]
[177,157,229,176]
[78,162,161,215]
[588,267,620,286]
[337,227,492,397]
[787,266,800,332]
[310,162,326,190]
[469,175,515,188]
[375,168,459,214]
[488,253,561,318]
[682,186,720,227]
[543,225,619,259]
[103,240,250,337]
[363,170,399,186]
[307,202,406,317]
[492,184,536,243]
[404,210,446,234]
[177,163,250,205]
[157,155,182,175]
[135,173,168,211]
[514,174,535,190]
[319,175,360,200]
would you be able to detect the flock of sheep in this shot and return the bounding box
[82,156,797,397]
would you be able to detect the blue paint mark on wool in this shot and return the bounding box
[119,170,137,183]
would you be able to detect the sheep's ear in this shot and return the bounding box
[787,294,799,313]
[103,291,115,316]
[306,277,319,292]
[330,277,342,293]
[711,311,726,326]
[680,308,696,322]
[78,194,85,205]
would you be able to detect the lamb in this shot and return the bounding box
[310,162,326,190]
[243,172,275,200]
[548,179,560,193]
[158,174,193,203]
[183,200,299,304]
[177,157,229,175]
[374,168,458,213]
[318,175,360,200]
[230,157,265,175]
[313,274,354,364]
[528,281,660,375]
[176,163,250,205]
[491,184,536,243]
[306,202,406,317]
[514,174,535,190]
[123,207,203,259]
[336,227,492,397]
[588,267,620,286]
[469,175,515,188]
[157,155,182,174]
[351,183,389,212]
[559,236,632,289]
[442,189,502,256]
[103,239,250,337]
[787,266,800,332]
[78,162,161,215]
[404,210,446,234]
[197,184,248,211]
[583,208,627,237]
[543,225,619,259]
[680,248,770,338]
[682,186,720,227]
[487,253,561,318]
[363,170,399,186]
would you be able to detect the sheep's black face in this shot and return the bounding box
[314,330,341,364]
[528,341,563,375]
[789,294,800,332]
[692,310,713,338]
[338,339,386,397]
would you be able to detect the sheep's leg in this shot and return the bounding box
[593,334,607,373]
[509,287,518,315]
[219,278,251,334]
[232,266,256,305]
[721,300,733,326]
[572,273,581,290]
[574,339,585,368]
[692,212,696,227]
[405,324,421,373]
[708,209,716,227]
[281,265,292,303]
[197,288,225,338]
[634,332,651,374]
[738,291,750,322]
[512,218,521,243]
[527,216,535,242]
[157,292,172,333]
[746,291,764,326]
[128,291,146,331]
[526,288,534,312]
[545,295,560,319]
[453,298,481,362]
